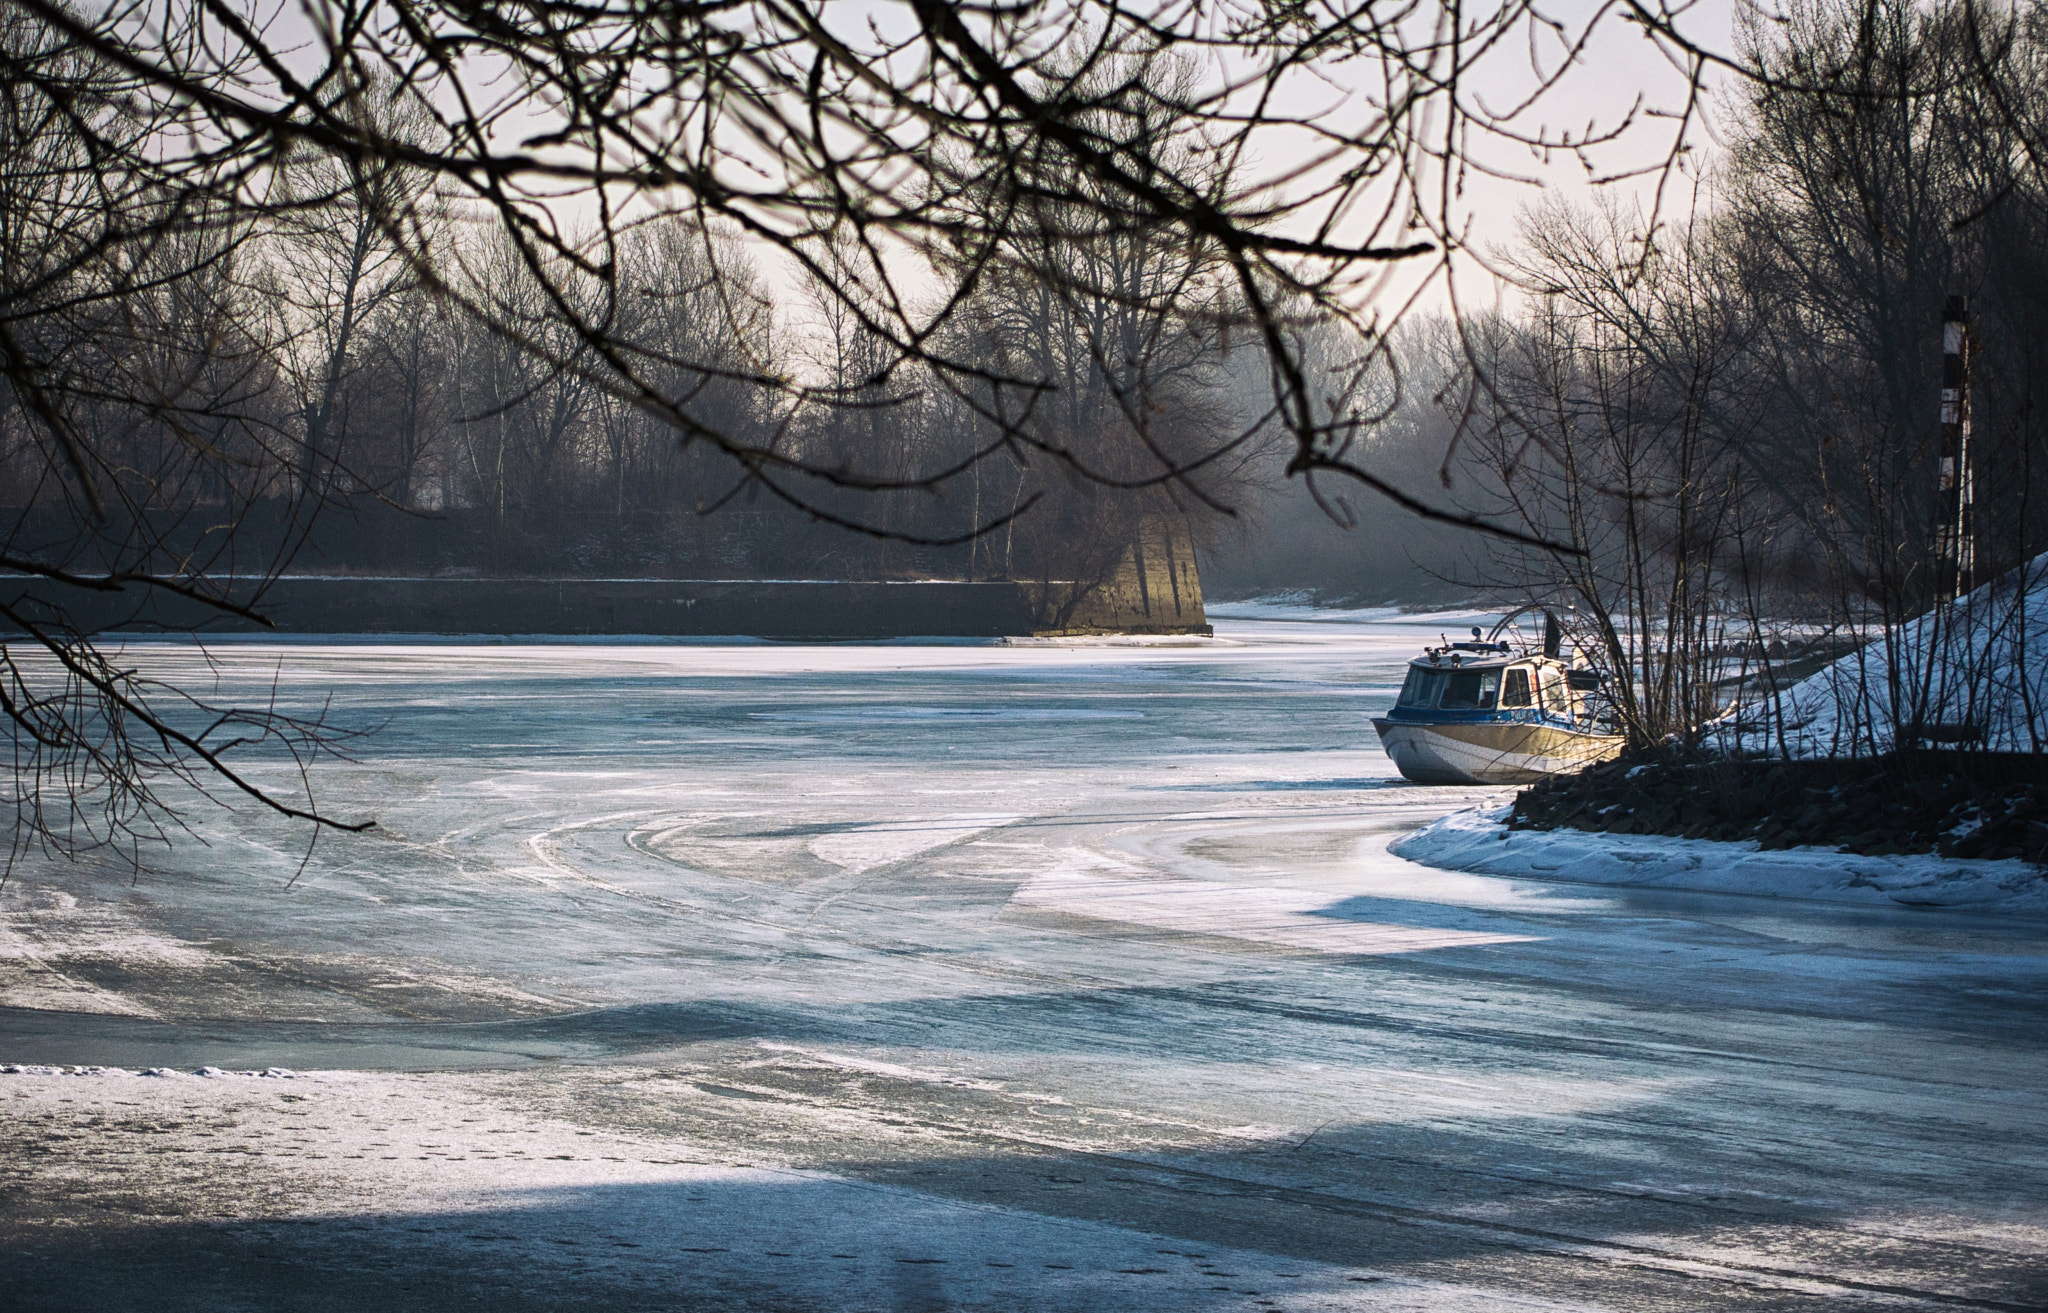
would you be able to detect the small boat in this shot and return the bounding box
[1372,611,1625,785]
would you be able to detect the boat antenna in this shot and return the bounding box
[1486,603,1547,645]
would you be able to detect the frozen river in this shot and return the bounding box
[4,613,2047,1311]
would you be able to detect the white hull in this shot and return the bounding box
[1372,718,1623,785]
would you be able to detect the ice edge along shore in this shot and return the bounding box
[1394,804,2048,915]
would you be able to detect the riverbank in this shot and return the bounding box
[1505,750,2048,864]
[1395,797,2048,913]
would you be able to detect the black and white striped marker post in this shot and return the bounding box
[1939,294,1974,597]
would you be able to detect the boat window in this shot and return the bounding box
[1439,670,1500,710]
[1538,667,1571,713]
[1397,667,1444,707]
[1501,667,1533,708]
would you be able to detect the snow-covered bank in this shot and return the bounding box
[1393,806,2048,913]
[1720,552,2048,756]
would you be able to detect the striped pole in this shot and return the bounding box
[1939,294,1974,597]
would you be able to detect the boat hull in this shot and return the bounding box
[1371,718,1624,785]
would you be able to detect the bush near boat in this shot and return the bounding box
[1507,751,2048,865]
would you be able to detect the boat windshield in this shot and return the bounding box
[1439,670,1501,710]
[1396,666,1445,707]
[1501,667,1533,708]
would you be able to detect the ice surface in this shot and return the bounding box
[806,815,1023,874]
[0,1063,1596,1311]
[1,611,2045,1310]
[1013,862,1539,953]
[1209,600,1493,625]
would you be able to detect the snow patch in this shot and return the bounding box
[807,815,1021,874]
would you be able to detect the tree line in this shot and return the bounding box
[0,22,1276,590]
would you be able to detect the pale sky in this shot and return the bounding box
[245,0,1745,346]
[759,0,1749,342]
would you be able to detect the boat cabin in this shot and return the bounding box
[1371,629,1622,784]
[1394,651,1581,719]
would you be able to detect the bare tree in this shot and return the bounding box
[0,5,366,863]
[1443,0,2048,758]
[1716,0,2048,756]
[268,82,433,513]
[6,0,1719,543]
[1462,200,1776,747]
[350,279,449,511]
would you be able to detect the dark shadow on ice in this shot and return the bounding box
[0,999,768,1072]
[1134,778,1401,793]
[9,1111,2045,1312]
[10,909,2048,1073]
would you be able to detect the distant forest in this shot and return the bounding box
[2,14,1288,598]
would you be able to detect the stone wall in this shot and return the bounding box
[3,578,1038,639]
[5,522,1214,637]
[1025,518,1211,636]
